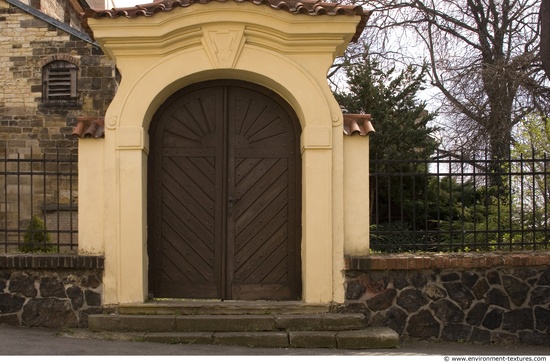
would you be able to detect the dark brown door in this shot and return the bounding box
[148,80,301,300]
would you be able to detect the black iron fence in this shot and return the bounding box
[370,151,550,252]
[0,150,78,253]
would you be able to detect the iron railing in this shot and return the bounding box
[370,151,550,252]
[0,150,78,253]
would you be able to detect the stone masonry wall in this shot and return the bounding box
[344,252,550,346]
[0,0,116,157]
[0,254,104,328]
[0,0,116,251]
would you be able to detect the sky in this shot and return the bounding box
[105,0,141,8]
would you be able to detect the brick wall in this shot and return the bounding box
[344,252,550,346]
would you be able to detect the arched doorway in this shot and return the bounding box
[148,80,302,300]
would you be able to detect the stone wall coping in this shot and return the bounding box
[0,254,104,269]
[345,251,550,271]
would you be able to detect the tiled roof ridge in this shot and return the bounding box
[343,114,374,136]
[73,116,105,139]
[83,0,369,42]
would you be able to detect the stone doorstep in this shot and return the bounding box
[118,300,332,315]
[275,313,367,331]
[136,329,400,349]
[88,313,368,333]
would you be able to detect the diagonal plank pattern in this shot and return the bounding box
[149,81,301,300]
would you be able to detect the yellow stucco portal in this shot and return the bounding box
[79,1,370,305]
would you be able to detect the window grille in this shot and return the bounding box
[42,60,78,103]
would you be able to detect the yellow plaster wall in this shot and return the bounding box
[343,135,371,256]
[77,139,105,255]
[83,1,365,304]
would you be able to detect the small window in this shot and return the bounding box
[42,60,78,103]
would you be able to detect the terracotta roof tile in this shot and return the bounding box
[343,114,374,136]
[73,117,105,139]
[83,0,369,42]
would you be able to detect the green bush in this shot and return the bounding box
[19,215,56,253]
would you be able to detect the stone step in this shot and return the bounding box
[88,301,400,349]
[117,300,332,315]
[88,313,368,333]
[117,328,399,349]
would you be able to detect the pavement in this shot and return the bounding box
[1,324,550,356]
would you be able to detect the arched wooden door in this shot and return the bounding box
[148,80,302,300]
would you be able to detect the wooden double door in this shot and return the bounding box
[148,80,302,300]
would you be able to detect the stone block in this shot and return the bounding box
[175,315,275,332]
[519,331,550,346]
[441,324,472,342]
[21,298,78,328]
[397,289,427,312]
[143,332,214,345]
[443,282,474,309]
[534,306,550,332]
[366,289,397,311]
[482,308,503,330]
[468,327,491,344]
[289,331,337,348]
[275,313,366,331]
[0,293,25,314]
[466,302,489,326]
[383,306,407,335]
[502,308,534,333]
[88,315,176,332]
[66,285,84,310]
[8,271,37,297]
[213,332,289,348]
[336,327,399,349]
[485,288,510,309]
[40,275,67,298]
[430,299,464,323]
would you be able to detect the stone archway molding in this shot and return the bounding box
[79,0,369,306]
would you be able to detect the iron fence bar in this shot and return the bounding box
[43,151,49,250]
[56,148,60,250]
[17,152,21,246]
[448,153,454,250]
[436,151,441,245]
[472,152,478,249]
[423,156,429,249]
[460,154,466,250]
[545,153,549,247]
[520,153,525,249]
[484,152,489,250]
[69,150,75,249]
[2,150,6,253]
[531,152,536,249]
[387,162,391,227]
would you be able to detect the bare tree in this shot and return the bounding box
[336,0,550,163]
[541,0,550,79]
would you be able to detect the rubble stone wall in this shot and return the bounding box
[344,252,550,346]
[0,254,104,328]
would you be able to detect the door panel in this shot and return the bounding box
[148,80,301,300]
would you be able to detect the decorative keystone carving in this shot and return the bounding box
[202,26,246,69]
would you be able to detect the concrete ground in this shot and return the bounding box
[1,324,549,356]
